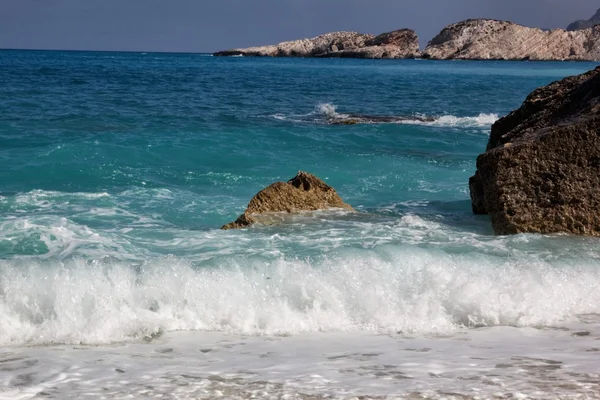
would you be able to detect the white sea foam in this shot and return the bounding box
[3,190,111,212]
[0,216,131,260]
[271,103,498,128]
[413,112,499,128]
[1,246,599,346]
[3,326,600,400]
[270,103,348,123]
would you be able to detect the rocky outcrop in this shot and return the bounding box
[327,114,435,125]
[470,66,600,236]
[214,30,419,59]
[423,19,600,61]
[567,8,600,31]
[222,171,354,229]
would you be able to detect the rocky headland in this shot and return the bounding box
[470,66,600,236]
[215,19,600,61]
[213,29,420,59]
[567,8,600,31]
[422,19,600,61]
[222,171,354,229]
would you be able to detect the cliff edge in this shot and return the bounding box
[423,19,600,61]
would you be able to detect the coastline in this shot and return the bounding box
[214,19,600,62]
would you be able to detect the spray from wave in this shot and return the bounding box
[313,103,348,119]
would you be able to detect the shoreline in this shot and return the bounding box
[4,326,600,399]
[214,54,600,63]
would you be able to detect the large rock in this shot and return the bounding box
[567,8,600,31]
[470,66,600,236]
[423,19,600,61]
[222,171,354,229]
[214,29,419,59]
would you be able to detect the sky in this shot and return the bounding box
[0,0,598,53]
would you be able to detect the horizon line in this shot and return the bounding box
[0,47,214,55]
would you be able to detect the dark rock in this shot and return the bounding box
[212,50,245,57]
[470,66,600,235]
[222,171,354,229]
[469,173,487,215]
[327,114,435,125]
[567,8,600,31]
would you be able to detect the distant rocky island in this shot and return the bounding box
[214,29,419,59]
[214,18,600,61]
[567,7,600,31]
[422,19,600,61]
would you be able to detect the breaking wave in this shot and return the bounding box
[1,246,599,346]
[271,103,498,128]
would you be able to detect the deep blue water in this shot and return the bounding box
[0,50,599,345]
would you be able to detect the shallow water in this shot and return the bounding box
[1,51,599,398]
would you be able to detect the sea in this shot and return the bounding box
[1,50,599,399]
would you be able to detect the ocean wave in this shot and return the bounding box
[270,103,498,129]
[1,248,599,346]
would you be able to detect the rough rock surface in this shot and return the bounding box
[470,66,600,236]
[214,30,419,59]
[423,19,600,61]
[222,171,354,229]
[567,8,600,31]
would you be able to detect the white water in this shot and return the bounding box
[411,112,499,128]
[2,327,600,399]
[272,103,498,129]
[1,242,599,346]
[2,188,600,347]
[314,102,349,119]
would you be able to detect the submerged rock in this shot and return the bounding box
[214,29,419,59]
[423,19,600,61]
[470,66,600,236]
[327,114,435,125]
[222,171,354,229]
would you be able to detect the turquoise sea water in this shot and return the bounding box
[1,51,600,398]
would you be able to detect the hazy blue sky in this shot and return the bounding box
[0,0,598,52]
